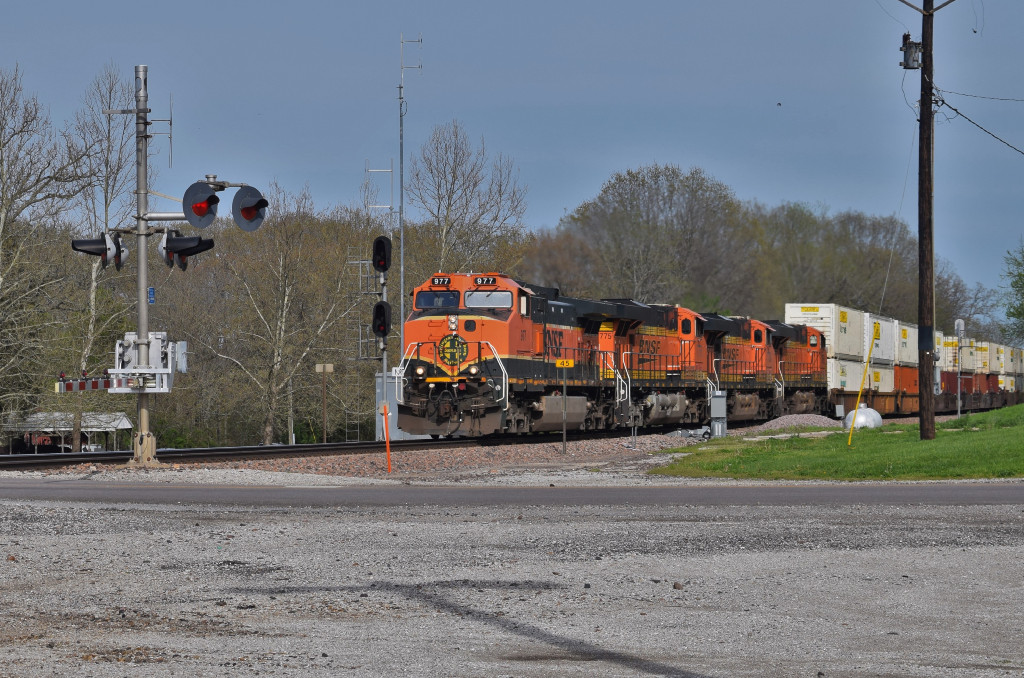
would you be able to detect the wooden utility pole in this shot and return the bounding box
[918,0,936,440]
[898,0,958,440]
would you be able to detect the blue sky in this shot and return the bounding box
[4,1,1022,296]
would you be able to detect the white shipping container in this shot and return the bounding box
[827,358,894,393]
[895,321,919,367]
[998,375,1016,392]
[990,344,1006,375]
[974,341,989,374]
[940,336,976,371]
[785,304,865,361]
[864,314,896,366]
[962,339,978,373]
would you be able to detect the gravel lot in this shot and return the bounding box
[2,416,1022,677]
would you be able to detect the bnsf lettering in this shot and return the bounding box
[545,329,564,357]
[639,338,659,355]
[723,346,742,361]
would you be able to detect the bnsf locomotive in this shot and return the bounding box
[396,273,829,437]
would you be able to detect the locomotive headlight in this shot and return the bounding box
[414,366,426,376]
[468,365,479,376]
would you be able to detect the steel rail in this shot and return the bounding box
[0,438,478,470]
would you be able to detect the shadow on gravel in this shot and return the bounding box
[231,579,710,678]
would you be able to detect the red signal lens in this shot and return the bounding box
[192,200,211,217]
[240,198,269,222]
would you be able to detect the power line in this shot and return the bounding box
[935,92,1024,157]
[938,87,1024,103]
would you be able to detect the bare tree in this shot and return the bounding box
[0,65,92,414]
[165,187,369,445]
[530,164,752,309]
[53,64,138,450]
[408,120,528,273]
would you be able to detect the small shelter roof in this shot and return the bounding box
[3,412,133,434]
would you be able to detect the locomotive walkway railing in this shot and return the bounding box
[396,341,509,410]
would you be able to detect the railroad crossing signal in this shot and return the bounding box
[182,182,221,229]
[183,182,269,232]
[157,230,215,271]
[71,233,129,271]
[232,185,269,232]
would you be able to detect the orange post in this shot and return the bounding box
[383,404,392,473]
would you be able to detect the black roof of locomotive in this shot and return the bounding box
[514,279,669,327]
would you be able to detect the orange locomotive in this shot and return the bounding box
[396,273,829,437]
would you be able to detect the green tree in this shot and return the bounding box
[1002,239,1024,343]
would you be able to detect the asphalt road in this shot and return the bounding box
[1,477,1023,507]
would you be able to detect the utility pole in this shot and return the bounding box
[133,66,156,463]
[398,33,422,357]
[897,0,957,440]
[919,0,936,441]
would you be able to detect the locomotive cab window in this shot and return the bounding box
[754,329,763,344]
[465,290,513,309]
[415,290,460,309]
[809,335,818,346]
[681,318,692,335]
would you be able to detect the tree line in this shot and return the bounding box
[0,64,1016,451]
[517,163,1005,339]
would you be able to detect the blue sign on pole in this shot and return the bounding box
[148,287,155,304]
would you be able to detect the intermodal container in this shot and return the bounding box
[864,314,896,366]
[895,321,919,367]
[785,304,864,361]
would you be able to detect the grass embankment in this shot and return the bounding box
[652,404,1024,481]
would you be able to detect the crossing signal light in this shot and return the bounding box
[71,232,129,270]
[232,186,269,232]
[182,182,221,229]
[372,301,392,338]
[158,230,215,271]
[372,235,392,273]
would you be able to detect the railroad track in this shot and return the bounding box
[0,437,479,471]
[0,424,709,471]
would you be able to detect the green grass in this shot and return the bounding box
[651,404,1024,481]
